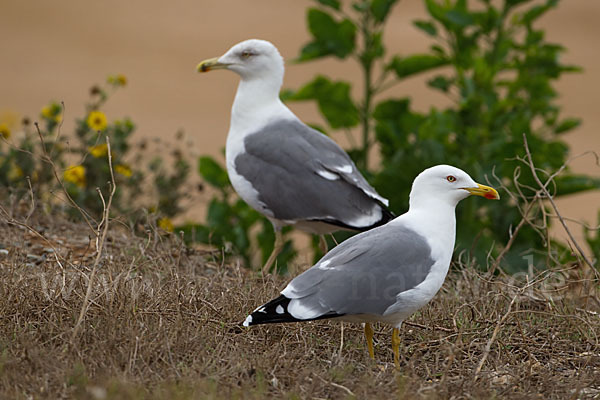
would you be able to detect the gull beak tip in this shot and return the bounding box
[465,183,500,200]
[196,57,226,73]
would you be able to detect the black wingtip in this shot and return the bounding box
[355,203,396,232]
[243,295,343,327]
[243,295,302,327]
[379,204,396,225]
[309,202,395,233]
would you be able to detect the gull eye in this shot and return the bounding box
[446,175,456,183]
[241,51,253,59]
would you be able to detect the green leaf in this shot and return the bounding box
[287,76,359,129]
[279,88,296,102]
[428,75,453,92]
[554,118,581,134]
[522,0,558,25]
[388,54,449,79]
[413,20,437,37]
[316,0,340,10]
[362,31,385,64]
[424,0,448,23]
[198,156,229,188]
[424,0,473,29]
[554,174,600,197]
[507,0,532,6]
[206,198,229,227]
[445,9,474,27]
[299,8,356,61]
[298,42,324,62]
[370,0,399,23]
[506,0,532,8]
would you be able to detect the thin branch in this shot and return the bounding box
[34,122,96,232]
[71,136,117,343]
[522,134,596,272]
[25,176,35,223]
[0,204,71,268]
[473,293,518,381]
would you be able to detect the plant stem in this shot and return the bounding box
[361,59,372,170]
[360,8,373,171]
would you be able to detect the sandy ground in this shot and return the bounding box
[1,0,598,249]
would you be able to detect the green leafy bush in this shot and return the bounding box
[194,0,598,272]
[287,0,599,271]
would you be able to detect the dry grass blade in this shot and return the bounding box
[70,136,117,343]
[473,293,518,381]
[522,133,596,273]
[0,214,598,399]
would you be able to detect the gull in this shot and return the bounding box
[197,39,393,273]
[242,165,499,365]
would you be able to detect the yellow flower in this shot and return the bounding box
[41,106,52,118]
[0,111,18,138]
[115,164,132,177]
[7,163,23,181]
[41,102,62,122]
[116,74,127,86]
[0,123,10,139]
[107,74,127,87]
[88,143,108,158]
[64,165,86,188]
[87,111,107,131]
[158,217,174,232]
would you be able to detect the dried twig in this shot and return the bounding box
[522,134,596,272]
[34,122,96,232]
[473,293,518,381]
[25,177,35,223]
[0,204,70,268]
[71,135,117,343]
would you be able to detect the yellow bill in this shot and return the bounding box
[463,183,500,200]
[196,57,229,73]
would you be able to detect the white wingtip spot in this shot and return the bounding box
[243,315,253,327]
[335,165,353,174]
[287,299,321,320]
[317,170,339,181]
[275,305,285,314]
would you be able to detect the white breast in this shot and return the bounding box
[225,135,274,218]
[381,208,456,327]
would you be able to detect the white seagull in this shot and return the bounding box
[197,39,393,273]
[243,165,499,366]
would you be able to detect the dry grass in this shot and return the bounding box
[0,211,598,399]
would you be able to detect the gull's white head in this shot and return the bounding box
[409,165,499,209]
[197,39,284,83]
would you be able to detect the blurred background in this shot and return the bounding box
[1,0,598,245]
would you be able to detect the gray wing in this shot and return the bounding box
[234,119,389,226]
[281,224,435,318]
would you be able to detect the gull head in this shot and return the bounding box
[409,165,499,209]
[197,39,284,82]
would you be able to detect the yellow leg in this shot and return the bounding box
[365,323,375,360]
[392,327,401,368]
[262,229,283,275]
[318,235,328,253]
